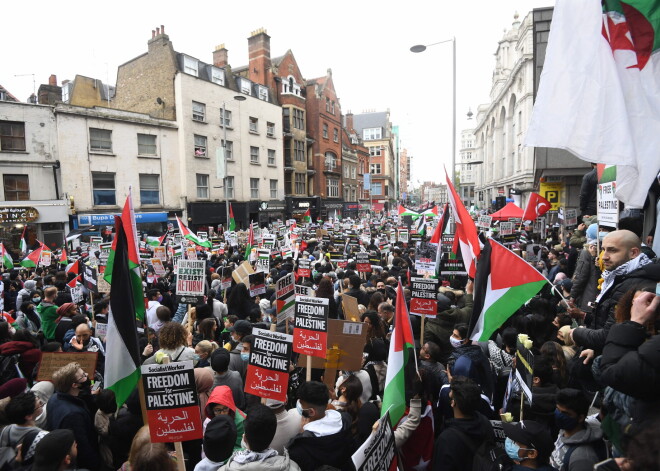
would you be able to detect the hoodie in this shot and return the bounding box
[550,420,604,471]
[433,412,494,471]
[204,385,245,450]
[219,450,301,471]
[36,301,58,341]
[16,280,36,310]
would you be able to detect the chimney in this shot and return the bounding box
[213,44,228,67]
[148,25,170,51]
[49,74,57,86]
[248,28,271,86]
[38,74,62,105]
[346,112,354,132]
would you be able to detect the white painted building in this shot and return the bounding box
[458,128,476,208]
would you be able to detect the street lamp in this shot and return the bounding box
[219,95,246,231]
[410,38,456,186]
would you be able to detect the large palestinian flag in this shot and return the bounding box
[176,215,212,249]
[469,238,548,341]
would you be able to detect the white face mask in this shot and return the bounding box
[450,336,463,349]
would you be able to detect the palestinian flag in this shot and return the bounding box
[381,281,417,427]
[146,233,167,247]
[0,243,14,269]
[597,164,616,184]
[67,259,82,288]
[414,216,427,236]
[105,214,142,409]
[104,191,146,323]
[59,246,68,265]
[176,215,212,248]
[229,204,237,231]
[19,226,27,254]
[303,208,311,223]
[20,241,46,268]
[468,238,548,341]
[398,205,418,218]
[244,222,254,261]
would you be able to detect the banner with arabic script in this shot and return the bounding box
[244,328,293,402]
[293,296,329,358]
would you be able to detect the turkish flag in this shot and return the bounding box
[523,193,551,221]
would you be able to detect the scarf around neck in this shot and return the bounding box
[596,253,651,301]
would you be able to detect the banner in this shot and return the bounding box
[356,252,372,273]
[293,296,329,358]
[244,328,293,402]
[141,361,203,443]
[351,412,397,471]
[410,277,439,317]
[175,259,206,304]
[276,273,295,322]
[414,241,438,274]
[248,271,266,297]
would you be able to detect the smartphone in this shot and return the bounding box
[593,458,620,471]
[656,282,660,296]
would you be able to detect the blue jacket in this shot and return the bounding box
[46,392,99,471]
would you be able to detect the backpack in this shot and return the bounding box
[0,425,17,471]
[0,354,21,385]
[451,427,510,471]
[561,440,609,471]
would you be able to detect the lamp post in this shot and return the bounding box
[410,37,456,186]
[219,95,246,231]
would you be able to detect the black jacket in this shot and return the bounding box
[579,168,598,216]
[432,412,494,471]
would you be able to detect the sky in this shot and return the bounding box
[2,0,554,188]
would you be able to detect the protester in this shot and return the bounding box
[195,415,236,471]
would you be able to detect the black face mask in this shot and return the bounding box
[78,379,92,390]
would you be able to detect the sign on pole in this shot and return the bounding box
[293,296,329,358]
[410,277,439,317]
[414,241,438,274]
[499,221,514,236]
[297,259,311,278]
[275,273,295,322]
[175,259,206,304]
[248,272,266,297]
[515,336,535,401]
[256,248,270,273]
[564,209,578,227]
[477,215,493,229]
[141,361,203,443]
[244,328,293,402]
[83,264,98,294]
[351,412,398,471]
[356,252,372,273]
[597,182,619,228]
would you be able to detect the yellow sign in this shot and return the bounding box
[539,182,563,211]
[0,207,39,223]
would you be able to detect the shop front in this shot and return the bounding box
[258,201,286,226]
[343,202,367,220]
[286,196,320,221]
[75,211,172,241]
[0,200,70,257]
[321,200,344,220]
[188,202,257,232]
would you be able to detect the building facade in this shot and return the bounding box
[458,128,477,208]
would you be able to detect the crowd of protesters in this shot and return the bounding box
[1,211,659,471]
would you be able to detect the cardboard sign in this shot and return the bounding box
[515,337,534,401]
[244,328,293,402]
[175,259,206,304]
[356,252,372,273]
[152,258,166,276]
[37,352,98,381]
[186,246,197,260]
[410,277,439,317]
[248,271,266,297]
[293,296,329,358]
[499,221,514,236]
[97,272,111,294]
[297,258,311,278]
[300,319,368,371]
[477,215,493,229]
[232,261,254,286]
[141,361,203,443]
[276,273,295,322]
[414,241,438,274]
[341,294,360,322]
[351,412,397,471]
[256,248,271,273]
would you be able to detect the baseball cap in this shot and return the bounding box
[228,319,252,335]
[501,420,553,461]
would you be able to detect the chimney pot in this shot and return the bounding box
[156,27,161,35]
[213,45,228,67]
[161,24,165,34]
[49,74,57,86]
[152,30,156,38]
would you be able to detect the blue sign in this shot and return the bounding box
[78,212,169,226]
[363,173,371,190]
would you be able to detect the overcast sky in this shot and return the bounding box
[2,0,553,187]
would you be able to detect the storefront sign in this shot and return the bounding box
[78,212,168,226]
[0,207,39,223]
[244,328,293,402]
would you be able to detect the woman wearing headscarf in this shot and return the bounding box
[194,368,214,420]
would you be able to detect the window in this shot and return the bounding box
[270,179,278,199]
[351,166,356,179]
[139,174,159,204]
[250,178,259,199]
[196,174,209,199]
[184,56,198,76]
[344,165,350,178]
[295,173,306,195]
[268,149,276,166]
[221,140,233,160]
[326,178,339,197]
[0,121,26,151]
[220,109,232,128]
[249,117,258,133]
[370,163,381,174]
[325,151,337,170]
[137,134,157,156]
[92,172,116,205]
[369,146,382,157]
[323,124,328,139]
[240,78,252,95]
[363,127,382,140]
[283,75,302,96]
[250,146,259,163]
[331,101,335,114]
[89,128,112,152]
[258,86,269,101]
[294,140,305,161]
[211,67,225,85]
[192,101,205,122]
[371,182,382,196]
[326,98,331,112]
[333,128,338,142]
[3,175,29,201]
[224,176,234,199]
[194,135,207,157]
[293,109,304,130]
[267,122,275,137]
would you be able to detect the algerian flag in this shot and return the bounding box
[525,0,660,209]
[176,215,212,248]
[0,243,14,269]
[381,281,417,427]
[229,203,237,231]
[469,238,548,341]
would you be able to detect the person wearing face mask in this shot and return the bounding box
[1,391,44,468]
[227,320,251,380]
[447,323,495,403]
[46,362,99,471]
[145,289,162,327]
[15,301,42,333]
[501,420,557,470]
[550,389,606,471]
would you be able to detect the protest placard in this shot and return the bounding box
[295,285,313,297]
[414,241,438,274]
[70,285,84,304]
[351,412,397,471]
[398,229,409,243]
[175,259,205,304]
[564,209,578,227]
[154,246,167,261]
[248,271,266,297]
[152,258,166,276]
[276,273,295,322]
[95,322,108,342]
[232,261,254,286]
[244,328,293,402]
[410,277,439,317]
[598,182,619,228]
[515,336,535,401]
[499,222,514,236]
[141,361,203,443]
[97,272,111,294]
[39,251,52,267]
[477,215,493,229]
[256,248,270,273]
[341,294,360,322]
[37,352,98,381]
[297,258,311,278]
[293,296,329,358]
[220,267,232,291]
[82,264,98,294]
[356,252,371,273]
[300,319,367,372]
[185,246,197,260]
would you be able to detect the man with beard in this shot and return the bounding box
[46,362,99,471]
[64,323,106,375]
